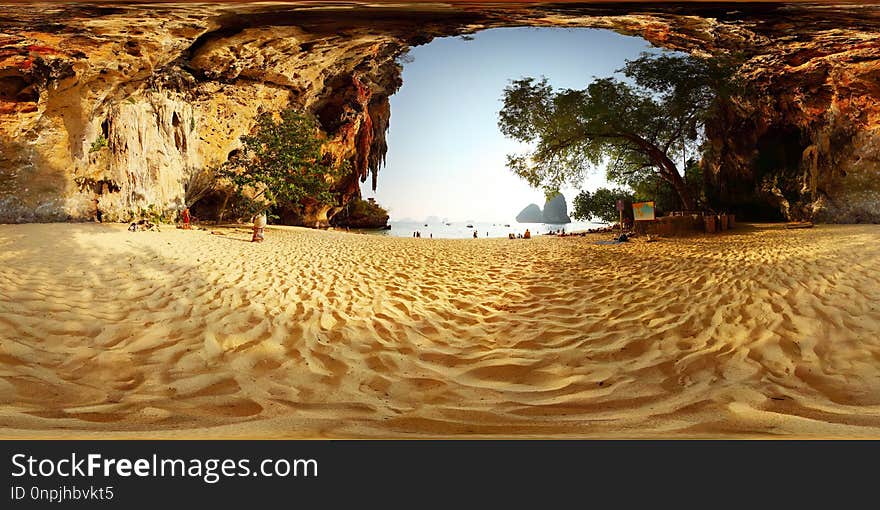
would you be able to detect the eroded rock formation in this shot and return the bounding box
[516,203,543,223]
[1,2,879,224]
[543,193,571,224]
[329,197,390,229]
[515,193,572,223]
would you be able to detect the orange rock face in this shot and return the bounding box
[0,2,878,223]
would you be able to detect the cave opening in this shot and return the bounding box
[359,27,692,237]
[752,125,808,220]
[754,126,806,186]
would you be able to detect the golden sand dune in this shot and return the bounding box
[0,222,879,438]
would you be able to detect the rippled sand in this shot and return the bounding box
[1,222,879,438]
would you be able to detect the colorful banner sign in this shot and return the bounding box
[632,201,655,221]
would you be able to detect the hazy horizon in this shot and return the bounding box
[360,27,665,223]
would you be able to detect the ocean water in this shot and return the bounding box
[357,219,607,239]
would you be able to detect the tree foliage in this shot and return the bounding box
[220,109,345,216]
[498,52,737,211]
[346,198,389,219]
[572,187,634,224]
[89,134,108,153]
[332,198,390,228]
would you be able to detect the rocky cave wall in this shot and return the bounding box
[1,2,879,225]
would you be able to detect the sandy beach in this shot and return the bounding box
[0,222,879,438]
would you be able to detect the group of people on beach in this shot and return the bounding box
[172,210,543,243]
[411,229,533,239]
[508,229,531,239]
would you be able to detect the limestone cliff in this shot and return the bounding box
[543,193,571,224]
[515,203,543,223]
[0,3,417,225]
[1,2,879,224]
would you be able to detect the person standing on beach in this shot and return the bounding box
[252,212,267,242]
[93,198,103,223]
[181,207,191,230]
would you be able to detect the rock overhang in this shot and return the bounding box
[1,1,879,223]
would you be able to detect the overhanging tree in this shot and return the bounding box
[498,53,736,211]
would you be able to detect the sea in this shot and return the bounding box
[356,219,607,239]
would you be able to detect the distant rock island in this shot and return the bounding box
[515,203,543,223]
[542,193,571,223]
[515,193,571,223]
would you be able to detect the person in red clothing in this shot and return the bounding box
[181,207,191,229]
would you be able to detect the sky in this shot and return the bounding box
[360,27,661,223]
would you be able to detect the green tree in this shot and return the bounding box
[572,187,634,224]
[220,109,345,216]
[331,198,390,228]
[498,53,736,211]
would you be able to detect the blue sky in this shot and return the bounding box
[360,27,660,222]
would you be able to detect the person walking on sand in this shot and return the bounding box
[252,212,266,242]
[473,230,478,239]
